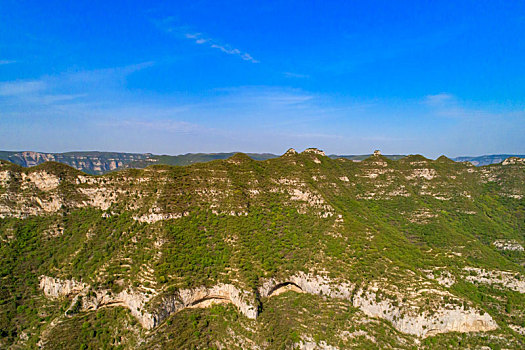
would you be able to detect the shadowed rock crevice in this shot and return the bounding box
[267,282,304,297]
[188,295,232,308]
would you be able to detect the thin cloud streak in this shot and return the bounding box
[0,62,153,104]
[424,93,455,106]
[421,92,516,120]
[1,59,522,158]
[185,31,259,63]
[154,18,258,63]
[283,72,310,79]
[0,80,45,96]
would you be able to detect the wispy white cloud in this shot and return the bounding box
[0,60,16,65]
[421,92,504,120]
[154,18,258,63]
[423,93,456,106]
[184,31,259,63]
[212,86,313,106]
[58,61,154,85]
[283,72,310,79]
[0,80,45,96]
[0,62,153,103]
[1,56,522,157]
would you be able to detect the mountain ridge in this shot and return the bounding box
[1,148,524,348]
[1,150,520,175]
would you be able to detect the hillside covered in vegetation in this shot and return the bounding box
[1,148,524,349]
[0,150,405,175]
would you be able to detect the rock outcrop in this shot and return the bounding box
[284,148,298,156]
[502,157,525,165]
[39,276,257,329]
[463,267,525,293]
[352,288,497,337]
[151,284,258,327]
[0,151,149,174]
[259,273,353,300]
[492,240,524,251]
[40,269,500,337]
[259,273,497,338]
[39,276,88,298]
[302,148,326,156]
[40,276,156,328]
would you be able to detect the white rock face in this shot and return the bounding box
[18,151,56,167]
[25,171,60,191]
[260,273,496,338]
[78,187,119,210]
[153,284,258,327]
[492,240,524,251]
[502,157,525,165]
[406,168,437,181]
[39,273,499,337]
[463,267,525,293]
[0,170,11,186]
[303,148,326,156]
[34,196,63,212]
[423,269,456,288]
[296,339,339,350]
[132,212,184,223]
[85,288,156,328]
[259,273,353,300]
[352,289,497,337]
[284,148,298,156]
[39,276,88,298]
[39,276,257,330]
[509,324,525,335]
[39,275,156,328]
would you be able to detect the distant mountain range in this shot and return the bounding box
[0,150,522,174]
[452,154,525,166]
[0,151,150,174]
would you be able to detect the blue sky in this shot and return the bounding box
[1,0,524,157]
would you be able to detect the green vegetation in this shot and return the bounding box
[0,150,524,348]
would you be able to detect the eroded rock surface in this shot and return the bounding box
[353,289,497,337]
[492,240,524,251]
[463,267,525,293]
[39,276,257,329]
[259,273,495,338]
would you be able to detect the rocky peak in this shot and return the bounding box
[283,148,298,156]
[302,148,326,156]
[502,157,525,165]
[373,150,381,156]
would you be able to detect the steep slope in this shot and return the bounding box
[0,149,524,349]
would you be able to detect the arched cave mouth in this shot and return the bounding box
[189,295,232,308]
[267,282,303,297]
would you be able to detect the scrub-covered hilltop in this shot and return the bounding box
[1,148,524,349]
